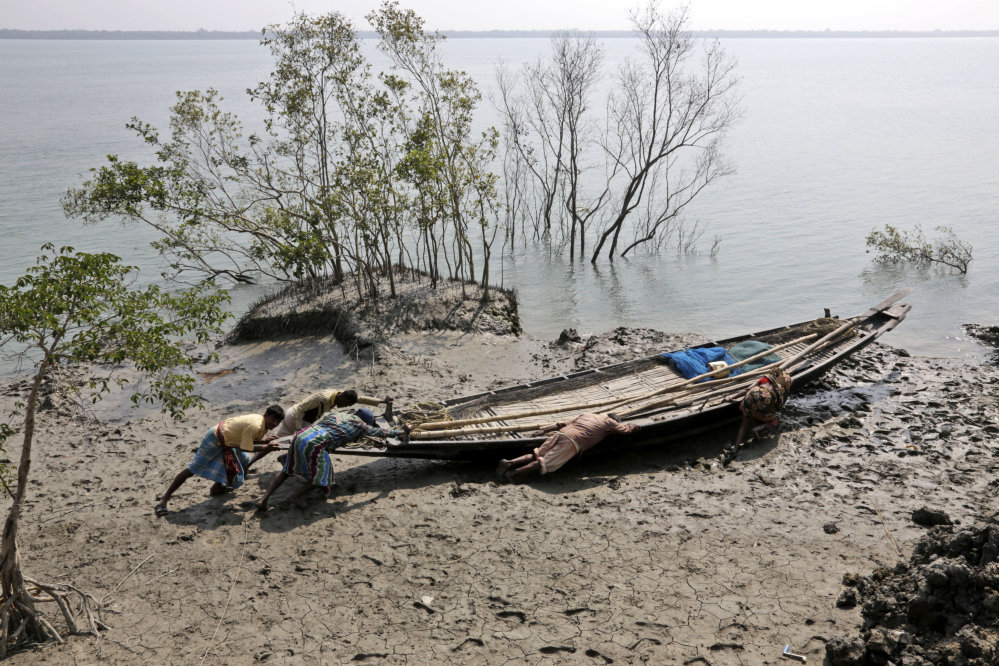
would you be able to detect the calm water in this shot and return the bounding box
[2,37,997,360]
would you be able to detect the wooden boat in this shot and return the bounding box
[343,289,912,461]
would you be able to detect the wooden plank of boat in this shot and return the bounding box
[339,291,912,460]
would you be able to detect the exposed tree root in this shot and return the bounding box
[0,577,107,658]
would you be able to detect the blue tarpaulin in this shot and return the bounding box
[661,347,743,381]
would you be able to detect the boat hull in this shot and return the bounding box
[342,293,912,461]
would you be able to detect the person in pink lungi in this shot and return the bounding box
[497,412,639,483]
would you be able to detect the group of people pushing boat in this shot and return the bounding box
[153,367,793,517]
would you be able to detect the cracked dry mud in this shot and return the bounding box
[2,327,997,665]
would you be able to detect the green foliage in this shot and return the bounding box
[0,245,230,651]
[63,2,502,295]
[0,244,230,417]
[866,224,973,274]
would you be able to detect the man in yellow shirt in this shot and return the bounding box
[155,405,284,517]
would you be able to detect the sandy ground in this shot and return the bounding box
[2,325,997,665]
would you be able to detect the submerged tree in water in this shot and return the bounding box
[496,4,741,262]
[0,245,228,656]
[866,224,973,274]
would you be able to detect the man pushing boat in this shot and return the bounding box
[254,410,410,511]
[155,405,285,516]
[245,388,392,471]
[496,412,640,483]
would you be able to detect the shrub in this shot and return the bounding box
[866,224,972,274]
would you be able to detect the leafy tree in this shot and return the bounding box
[0,245,229,656]
[497,4,740,262]
[375,3,501,294]
[866,224,973,274]
[63,3,501,300]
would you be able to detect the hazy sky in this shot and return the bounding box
[3,0,997,32]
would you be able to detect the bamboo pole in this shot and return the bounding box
[409,421,550,440]
[412,333,816,432]
[615,361,781,418]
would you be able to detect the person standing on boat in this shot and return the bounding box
[155,405,285,517]
[497,412,639,483]
[733,367,792,447]
[253,410,410,511]
[245,388,392,470]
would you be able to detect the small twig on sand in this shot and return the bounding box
[144,569,179,585]
[201,521,249,664]
[42,502,95,523]
[101,553,156,604]
[874,501,903,559]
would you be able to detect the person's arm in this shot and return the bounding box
[605,416,639,435]
[360,422,410,440]
[530,422,563,437]
[251,440,282,453]
[241,419,277,451]
[356,394,386,407]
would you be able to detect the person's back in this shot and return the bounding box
[561,413,635,454]
[497,412,638,482]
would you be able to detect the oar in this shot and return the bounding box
[412,333,815,432]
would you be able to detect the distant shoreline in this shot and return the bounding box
[2,28,999,40]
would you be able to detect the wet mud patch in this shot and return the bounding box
[788,378,901,425]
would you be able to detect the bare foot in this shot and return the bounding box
[209,482,229,496]
[496,460,514,481]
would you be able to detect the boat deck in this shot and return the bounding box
[445,332,859,441]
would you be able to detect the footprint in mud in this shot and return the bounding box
[496,610,526,623]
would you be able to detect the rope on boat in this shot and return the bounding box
[399,401,453,427]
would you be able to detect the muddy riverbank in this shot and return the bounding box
[2,321,997,664]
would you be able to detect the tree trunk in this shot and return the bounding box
[0,367,47,654]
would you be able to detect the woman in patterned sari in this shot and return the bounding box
[733,367,793,447]
[254,411,409,511]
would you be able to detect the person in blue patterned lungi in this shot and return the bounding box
[155,405,285,516]
[254,411,409,511]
